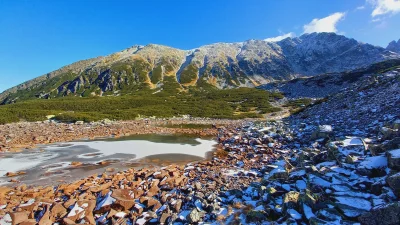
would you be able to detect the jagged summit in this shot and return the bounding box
[387,39,400,53]
[1,32,399,104]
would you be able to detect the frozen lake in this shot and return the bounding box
[0,134,216,185]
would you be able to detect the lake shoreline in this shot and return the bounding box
[0,118,245,153]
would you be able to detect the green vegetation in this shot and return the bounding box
[150,65,163,84]
[179,64,198,84]
[284,98,313,115]
[285,97,330,115]
[0,87,283,124]
[284,98,312,108]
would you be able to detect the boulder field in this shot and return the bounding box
[0,117,399,225]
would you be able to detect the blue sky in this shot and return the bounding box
[1,0,400,92]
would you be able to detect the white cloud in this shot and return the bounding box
[372,17,382,22]
[375,20,388,28]
[355,5,366,10]
[368,0,400,17]
[303,12,346,34]
[264,32,295,42]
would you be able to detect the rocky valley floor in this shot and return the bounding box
[0,115,399,225]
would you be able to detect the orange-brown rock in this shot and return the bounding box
[62,217,76,225]
[50,203,67,219]
[70,161,83,166]
[111,189,136,210]
[10,211,29,225]
[89,182,112,193]
[63,199,76,209]
[38,206,52,225]
[106,208,117,219]
[19,202,38,213]
[0,187,11,199]
[19,219,37,225]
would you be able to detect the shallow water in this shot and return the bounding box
[0,134,216,186]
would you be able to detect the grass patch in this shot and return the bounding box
[0,87,283,124]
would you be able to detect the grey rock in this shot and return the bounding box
[311,125,333,140]
[358,202,400,225]
[186,208,202,223]
[386,172,400,196]
[387,149,400,170]
[246,210,266,223]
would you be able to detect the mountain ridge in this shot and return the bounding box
[1,32,399,104]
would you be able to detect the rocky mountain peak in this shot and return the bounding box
[387,39,400,53]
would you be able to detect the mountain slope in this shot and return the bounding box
[1,32,399,104]
[258,59,400,98]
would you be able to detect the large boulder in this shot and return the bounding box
[338,137,367,156]
[386,172,400,197]
[334,196,372,218]
[387,149,400,170]
[111,189,136,210]
[358,202,400,225]
[370,138,400,156]
[311,125,333,140]
[356,156,388,177]
[383,137,400,151]
[381,127,396,140]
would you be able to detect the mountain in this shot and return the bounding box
[387,39,400,53]
[1,32,399,104]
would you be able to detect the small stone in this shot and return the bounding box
[345,155,358,163]
[75,121,84,125]
[174,199,182,212]
[283,191,300,212]
[106,167,115,172]
[5,171,26,177]
[187,209,201,223]
[70,161,83,166]
[159,212,171,224]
